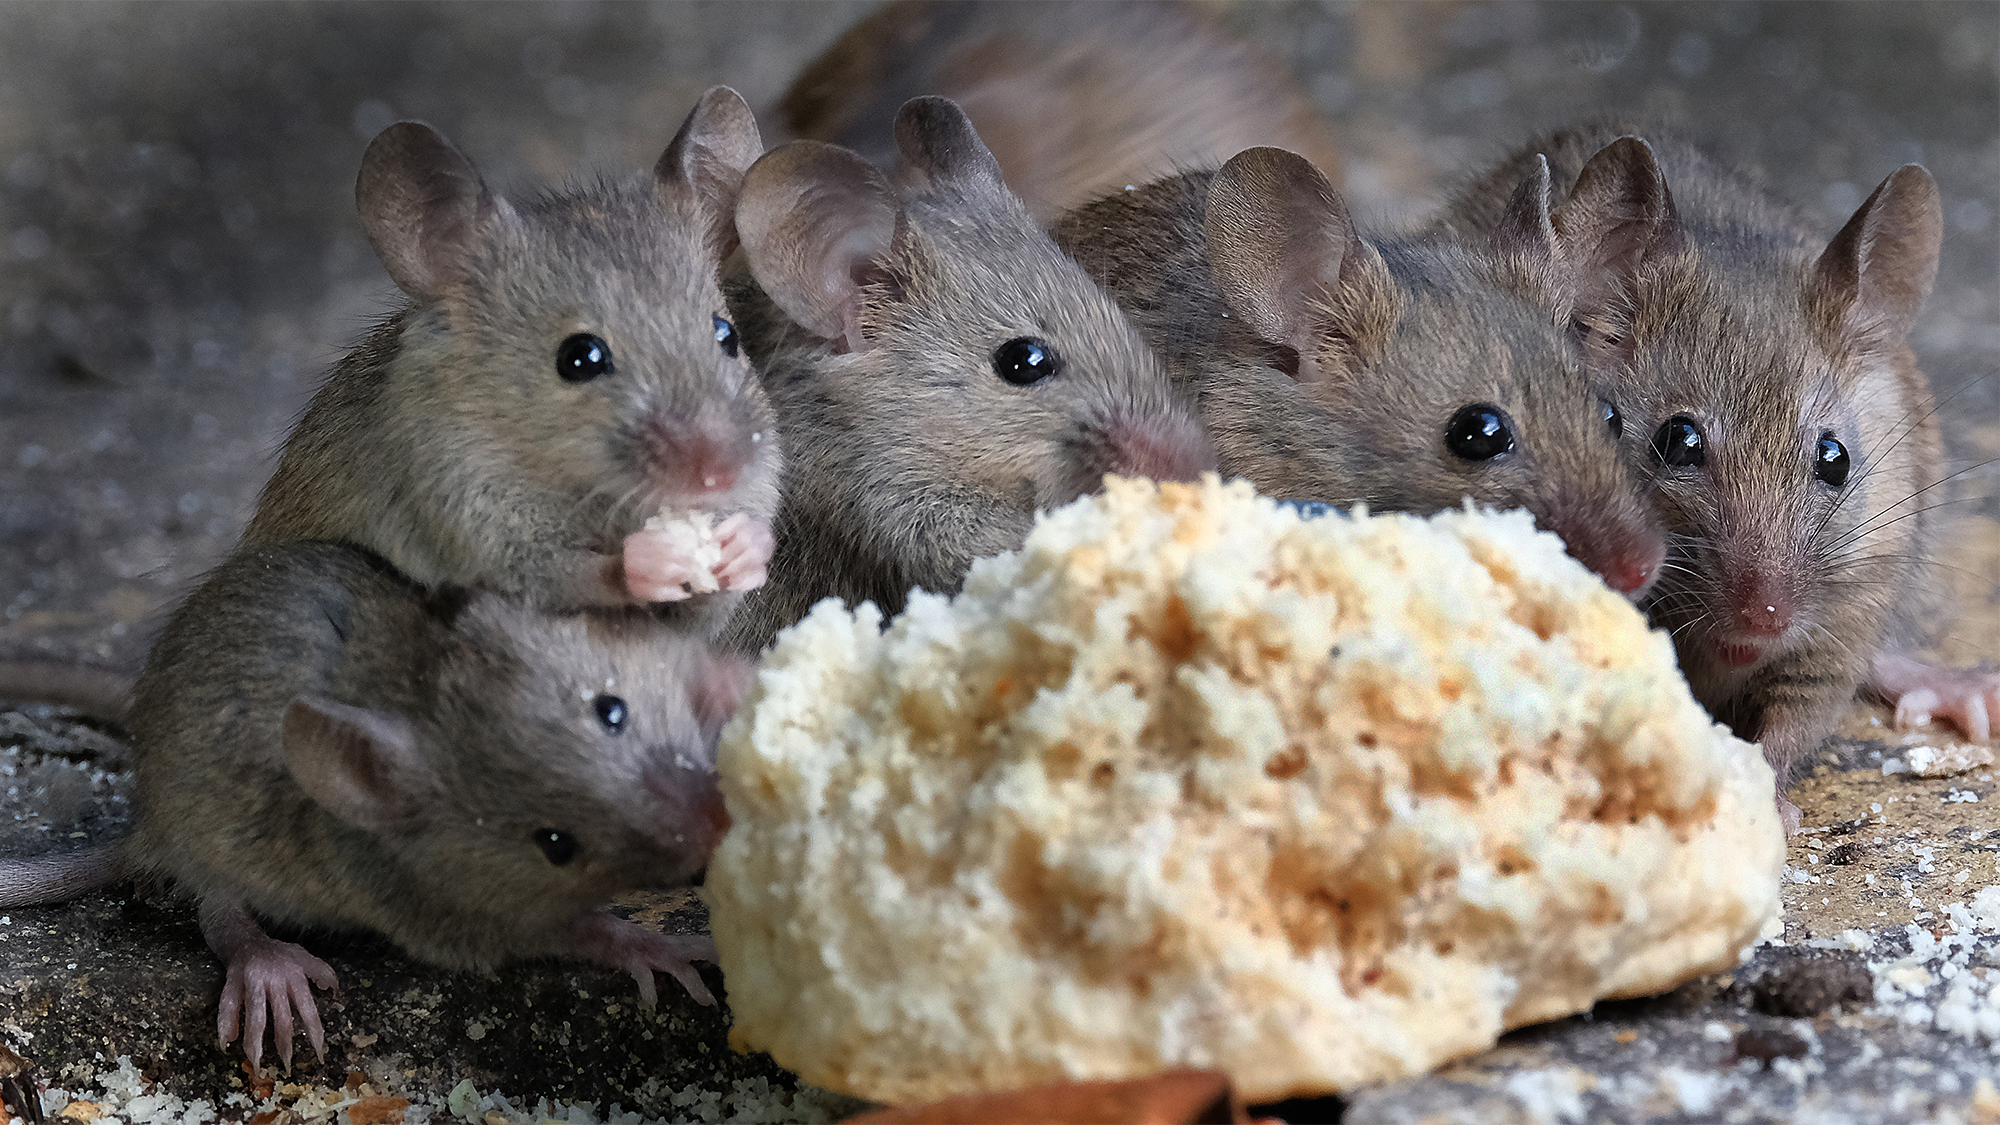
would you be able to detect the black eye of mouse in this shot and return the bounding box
[534,828,578,866]
[1601,399,1624,439]
[1652,415,1706,468]
[557,333,613,383]
[593,694,627,733]
[992,336,1060,386]
[713,314,739,358]
[1815,431,1850,487]
[1443,403,1514,461]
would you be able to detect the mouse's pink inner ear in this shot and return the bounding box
[657,85,766,254]
[354,121,511,301]
[1204,146,1385,385]
[282,695,432,834]
[1812,163,1942,352]
[735,140,899,351]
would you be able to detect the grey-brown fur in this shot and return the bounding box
[2,539,746,1065]
[1049,150,1667,597]
[719,98,1214,652]
[1432,125,1971,828]
[778,0,1343,224]
[243,88,780,633]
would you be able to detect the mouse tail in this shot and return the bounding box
[0,656,136,722]
[0,842,132,907]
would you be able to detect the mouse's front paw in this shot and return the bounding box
[1872,652,2000,742]
[564,909,718,1008]
[712,513,774,593]
[216,940,339,1071]
[622,529,702,603]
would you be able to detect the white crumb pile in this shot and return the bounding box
[1419,880,2000,1125]
[704,475,1787,1106]
[1814,881,2000,1045]
[4,1056,850,1125]
[1877,730,1997,778]
[640,511,723,595]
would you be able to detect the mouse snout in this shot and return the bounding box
[1101,405,1218,484]
[1727,566,1797,638]
[1534,495,1666,601]
[643,411,755,500]
[640,756,732,860]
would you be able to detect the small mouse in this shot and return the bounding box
[717,97,1216,651]
[0,539,750,1069]
[777,0,1343,224]
[241,87,781,635]
[1431,126,1997,831]
[1048,147,1668,598]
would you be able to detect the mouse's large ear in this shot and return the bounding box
[1204,147,1395,385]
[1810,164,1941,354]
[1516,137,1678,362]
[735,139,900,351]
[355,121,514,301]
[657,85,765,256]
[283,696,433,835]
[688,653,756,736]
[891,96,1009,199]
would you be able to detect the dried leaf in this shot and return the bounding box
[347,1095,411,1124]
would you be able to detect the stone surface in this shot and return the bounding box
[2,2,1996,1122]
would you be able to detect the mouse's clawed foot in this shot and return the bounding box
[621,529,698,603]
[1776,793,1802,836]
[712,513,773,593]
[201,897,339,1071]
[1869,651,2000,743]
[564,908,718,1008]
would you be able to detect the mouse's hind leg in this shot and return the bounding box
[199,895,339,1071]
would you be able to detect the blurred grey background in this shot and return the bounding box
[1,1,1994,667]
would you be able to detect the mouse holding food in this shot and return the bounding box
[241,86,780,635]
[777,0,1343,224]
[1048,146,1668,600]
[717,96,1215,651]
[0,539,750,1069]
[1432,126,1998,830]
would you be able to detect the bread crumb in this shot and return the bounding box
[707,476,1785,1104]
[642,511,723,594]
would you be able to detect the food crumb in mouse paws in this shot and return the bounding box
[642,511,724,594]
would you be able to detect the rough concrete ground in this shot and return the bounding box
[2,2,1996,1122]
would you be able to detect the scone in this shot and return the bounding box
[704,475,1784,1104]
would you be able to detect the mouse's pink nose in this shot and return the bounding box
[1104,407,1218,483]
[1729,568,1795,636]
[646,412,750,497]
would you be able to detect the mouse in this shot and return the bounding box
[1430,126,1996,831]
[1047,146,1668,599]
[0,539,751,1070]
[716,96,1217,652]
[776,0,1343,224]
[240,86,781,635]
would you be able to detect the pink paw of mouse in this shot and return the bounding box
[203,899,339,1071]
[563,907,719,1007]
[623,513,774,604]
[1870,651,2000,743]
